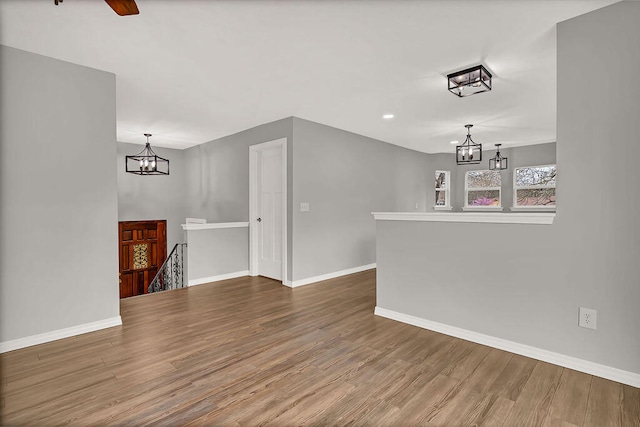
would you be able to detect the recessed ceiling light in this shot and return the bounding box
[450,140,459,145]
[382,114,394,119]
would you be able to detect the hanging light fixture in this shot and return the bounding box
[125,133,169,175]
[489,144,508,170]
[456,124,482,165]
[447,65,492,97]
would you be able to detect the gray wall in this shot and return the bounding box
[555,0,639,373]
[376,1,640,375]
[183,118,294,279]
[186,227,249,283]
[181,116,430,284]
[0,46,120,342]
[292,117,429,282]
[117,142,187,249]
[428,143,556,211]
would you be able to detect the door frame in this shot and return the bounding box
[249,138,288,284]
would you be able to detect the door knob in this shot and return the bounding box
[257,217,262,222]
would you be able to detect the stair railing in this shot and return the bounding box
[148,243,187,293]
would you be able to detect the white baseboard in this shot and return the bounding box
[188,270,249,287]
[0,316,122,354]
[374,306,640,388]
[289,263,376,288]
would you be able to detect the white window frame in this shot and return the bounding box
[433,170,452,211]
[463,169,503,211]
[511,164,556,211]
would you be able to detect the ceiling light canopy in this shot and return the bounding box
[382,114,394,119]
[125,134,169,175]
[456,124,482,165]
[448,65,492,97]
[489,144,508,170]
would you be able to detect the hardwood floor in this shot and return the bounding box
[1,270,638,426]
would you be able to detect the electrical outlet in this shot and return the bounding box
[579,307,597,330]
[300,202,310,212]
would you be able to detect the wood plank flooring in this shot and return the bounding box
[1,270,638,426]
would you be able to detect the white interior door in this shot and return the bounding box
[250,139,286,282]
[257,147,282,279]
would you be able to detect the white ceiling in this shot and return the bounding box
[0,0,620,152]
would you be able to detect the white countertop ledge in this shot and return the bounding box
[372,212,555,225]
[182,222,250,231]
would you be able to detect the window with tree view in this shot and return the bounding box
[514,165,556,207]
[435,170,450,207]
[465,170,501,207]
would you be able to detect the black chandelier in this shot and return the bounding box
[125,134,169,175]
[456,124,482,165]
[489,144,508,170]
[447,64,492,97]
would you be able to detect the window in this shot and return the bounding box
[514,165,556,208]
[434,170,450,208]
[465,170,501,207]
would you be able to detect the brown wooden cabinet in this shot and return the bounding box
[118,220,166,298]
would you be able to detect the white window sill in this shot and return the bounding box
[462,206,504,212]
[433,206,453,211]
[510,206,556,212]
[372,212,555,225]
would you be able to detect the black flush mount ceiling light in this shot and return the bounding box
[125,134,169,175]
[447,64,492,97]
[456,124,482,165]
[489,144,508,170]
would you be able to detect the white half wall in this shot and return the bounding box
[183,223,249,285]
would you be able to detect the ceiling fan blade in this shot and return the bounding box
[104,0,139,16]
